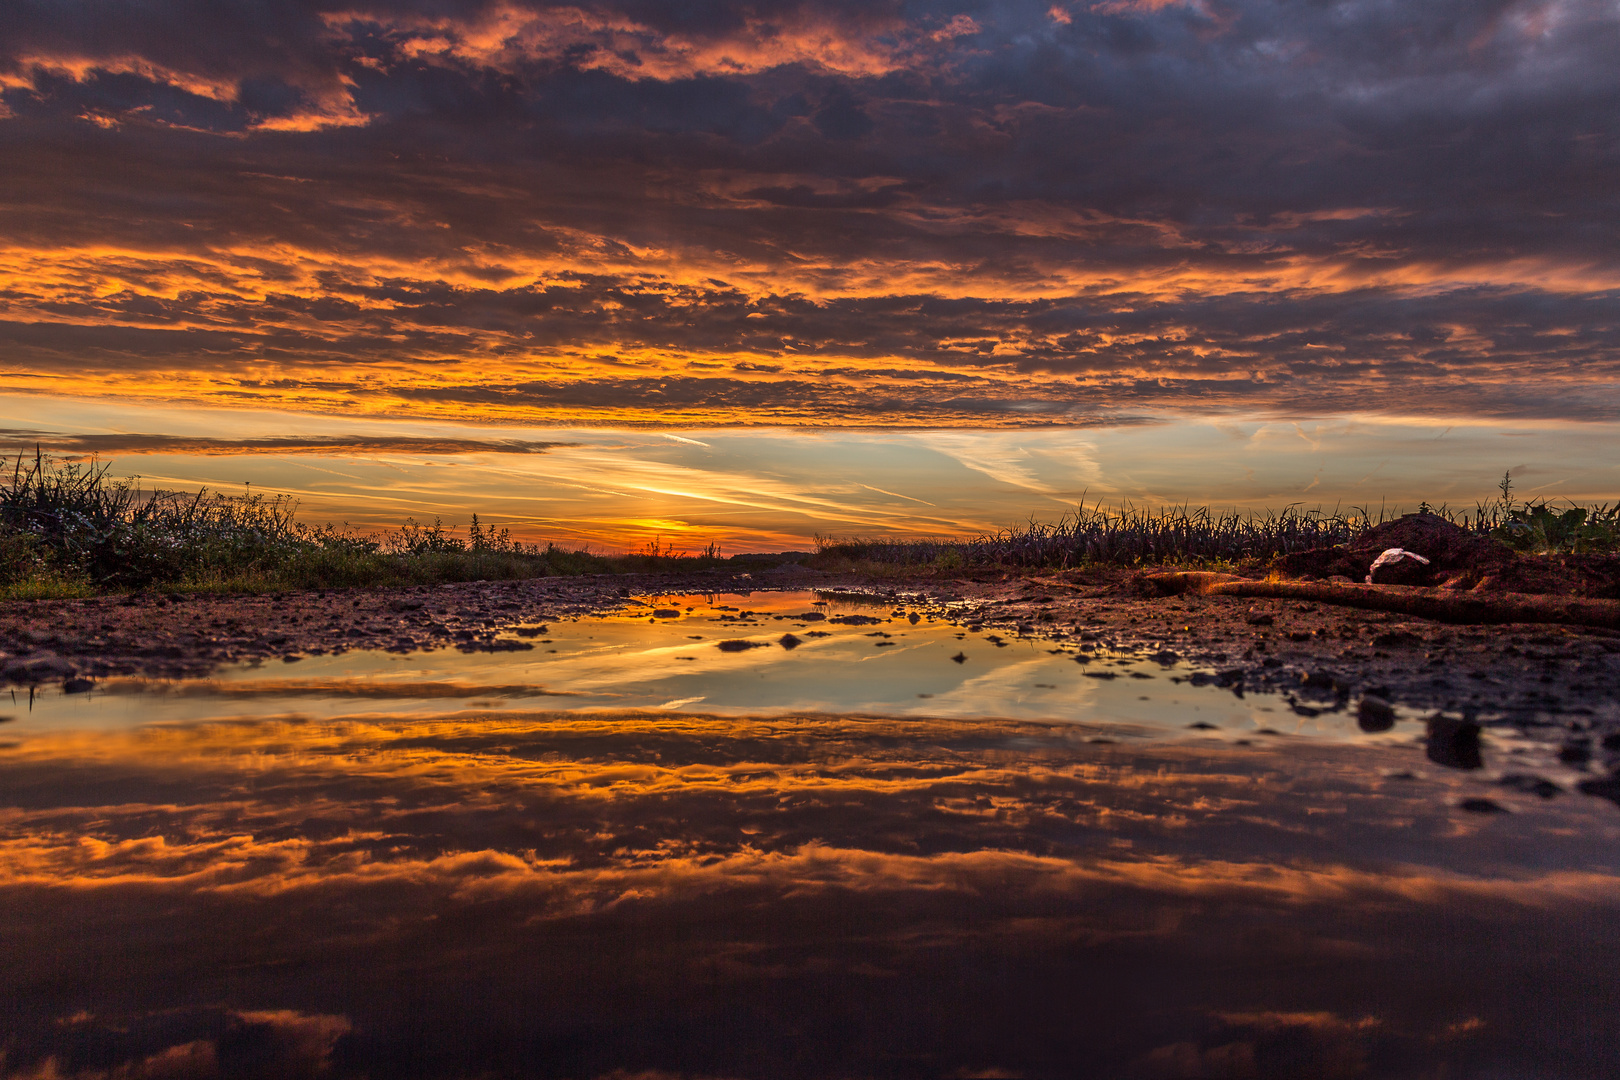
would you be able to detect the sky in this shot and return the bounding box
[2,0,1618,548]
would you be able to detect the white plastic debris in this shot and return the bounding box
[1365,547,1431,584]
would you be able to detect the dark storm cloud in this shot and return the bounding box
[1,0,1617,422]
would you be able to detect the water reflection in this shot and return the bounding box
[2,705,1618,1078]
[6,592,1414,743]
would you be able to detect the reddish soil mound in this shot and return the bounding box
[1276,513,1509,586]
[1274,512,1620,597]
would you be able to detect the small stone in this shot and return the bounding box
[1357,695,1396,733]
[1427,715,1483,770]
[1576,776,1620,805]
[951,652,967,663]
[1373,630,1423,648]
[1557,741,1592,765]
[1499,774,1560,799]
[778,634,802,650]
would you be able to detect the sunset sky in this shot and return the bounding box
[3,0,1617,548]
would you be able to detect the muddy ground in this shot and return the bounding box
[3,565,1618,800]
[2,566,1616,715]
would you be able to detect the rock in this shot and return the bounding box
[717,639,767,652]
[455,639,535,653]
[827,614,883,625]
[1372,630,1422,648]
[778,634,803,650]
[62,676,95,694]
[1459,798,1508,814]
[1357,695,1396,732]
[1557,741,1592,765]
[5,655,75,684]
[1245,612,1274,626]
[951,652,967,663]
[1576,775,1620,806]
[1300,671,1343,692]
[652,609,682,618]
[1499,774,1561,799]
[1426,715,1483,770]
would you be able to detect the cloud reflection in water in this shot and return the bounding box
[1,710,1617,1078]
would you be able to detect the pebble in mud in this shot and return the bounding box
[1357,695,1397,732]
[1427,715,1484,770]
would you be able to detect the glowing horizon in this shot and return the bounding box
[4,393,1616,554]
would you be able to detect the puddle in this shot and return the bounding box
[5,590,1416,744]
[4,590,1617,1078]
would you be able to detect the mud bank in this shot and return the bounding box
[2,567,1617,746]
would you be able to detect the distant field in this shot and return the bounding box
[3,454,1615,597]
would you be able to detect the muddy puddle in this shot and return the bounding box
[3,590,1618,1078]
[6,590,1423,739]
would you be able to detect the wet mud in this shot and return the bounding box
[4,567,1617,746]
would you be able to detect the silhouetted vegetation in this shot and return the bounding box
[812,480,1620,574]
[3,452,1616,596]
[0,451,728,597]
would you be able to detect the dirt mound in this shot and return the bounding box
[1349,513,1515,585]
[1272,513,1620,596]
[1482,553,1620,599]
[1276,513,1512,587]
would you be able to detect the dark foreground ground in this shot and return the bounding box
[4,564,1619,761]
[2,566,1619,1079]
